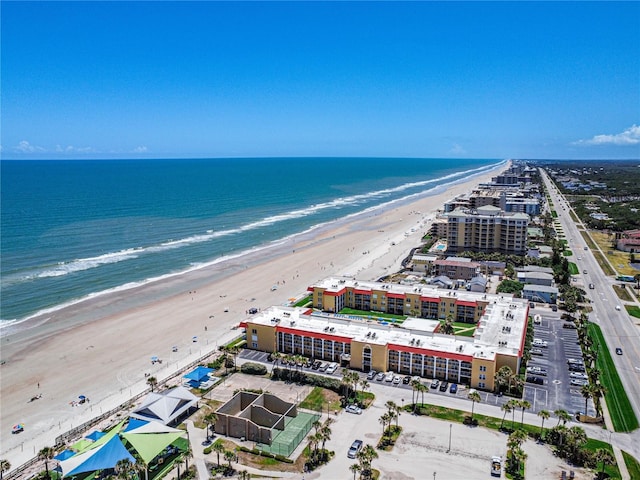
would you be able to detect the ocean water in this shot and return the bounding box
[0,157,504,326]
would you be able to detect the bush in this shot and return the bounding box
[240,362,268,375]
[203,446,212,454]
[271,367,342,393]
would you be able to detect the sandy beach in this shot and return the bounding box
[0,162,506,467]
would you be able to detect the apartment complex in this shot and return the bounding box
[446,205,529,255]
[240,287,529,391]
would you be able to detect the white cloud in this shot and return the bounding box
[131,145,148,153]
[55,144,96,153]
[573,124,640,146]
[14,140,45,153]
[449,143,467,155]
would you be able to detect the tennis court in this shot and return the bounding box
[257,411,320,457]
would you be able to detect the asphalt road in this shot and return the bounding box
[540,168,640,425]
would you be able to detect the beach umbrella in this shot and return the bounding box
[78,395,87,400]
[151,356,159,362]
[192,336,198,342]
[12,423,25,433]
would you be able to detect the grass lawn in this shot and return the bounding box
[580,231,598,251]
[588,323,639,432]
[613,285,634,302]
[591,231,638,276]
[338,308,406,323]
[626,305,640,319]
[294,295,311,307]
[568,262,579,275]
[449,321,476,337]
[570,210,580,223]
[622,450,640,480]
[583,438,622,479]
[299,386,342,412]
[551,210,558,218]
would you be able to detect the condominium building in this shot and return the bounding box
[446,205,529,255]
[240,286,529,391]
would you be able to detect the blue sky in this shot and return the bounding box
[1,1,639,160]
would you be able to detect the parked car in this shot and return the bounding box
[402,375,411,384]
[529,302,536,308]
[348,439,363,459]
[439,381,449,392]
[526,366,547,376]
[563,323,577,329]
[312,360,322,370]
[569,364,586,372]
[551,305,558,312]
[248,307,258,314]
[569,372,588,380]
[392,375,401,385]
[570,379,588,387]
[326,363,338,374]
[319,362,329,372]
[531,348,544,356]
[385,372,395,382]
[345,404,362,415]
[526,376,544,385]
[532,339,548,348]
[366,370,377,380]
[430,379,440,389]
[375,372,385,381]
[589,284,595,289]
[449,383,458,394]
[616,348,623,355]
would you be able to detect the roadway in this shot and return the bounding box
[539,168,640,427]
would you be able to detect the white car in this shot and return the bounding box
[345,404,362,415]
[569,372,588,380]
[570,379,588,387]
[326,363,338,374]
[392,375,401,385]
[385,372,395,382]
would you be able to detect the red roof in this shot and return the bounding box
[307,286,315,292]
[324,287,347,297]
[455,300,477,308]
[386,293,405,299]
[420,296,441,303]
[238,321,248,328]
[388,343,472,362]
[353,289,371,295]
[276,326,351,343]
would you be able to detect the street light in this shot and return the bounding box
[447,423,452,453]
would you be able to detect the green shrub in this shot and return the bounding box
[240,362,268,375]
[203,446,212,454]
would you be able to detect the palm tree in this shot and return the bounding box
[468,390,481,423]
[270,351,281,373]
[174,457,184,480]
[554,409,571,426]
[441,315,455,335]
[518,400,531,426]
[507,428,528,451]
[580,383,594,417]
[418,382,427,406]
[320,422,332,452]
[224,450,235,469]
[360,444,379,480]
[183,443,193,473]
[379,413,390,435]
[203,412,218,439]
[115,458,134,479]
[410,379,421,405]
[38,447,54,480]
[592,383,607,418]
[359,379,370,401]
[146,376,158,392]
[212,440,225,466]
[537,410,550,437]
[500,402,512,430]
[595,448,614,477]
[349,463,361,480]
[0,460,10,480]
[494,366,512,394]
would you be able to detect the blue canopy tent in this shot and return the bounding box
[183,366,213,386]
[53,450,75,461]
[85,431,106,442]
[123,418,149,432]
[60,435,136,477]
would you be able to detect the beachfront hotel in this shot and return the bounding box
[445,205,529,255]
[240,278,530,391]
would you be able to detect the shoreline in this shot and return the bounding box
[0,161,507,465]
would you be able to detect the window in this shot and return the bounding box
[479,374,486,380]
[479,365,487,372]
[479,382,485,389]
[251,329,257,334]
[251,342,258,348]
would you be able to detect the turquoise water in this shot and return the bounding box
[0,157,503,325]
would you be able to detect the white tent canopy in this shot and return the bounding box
[129,386,198,425]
